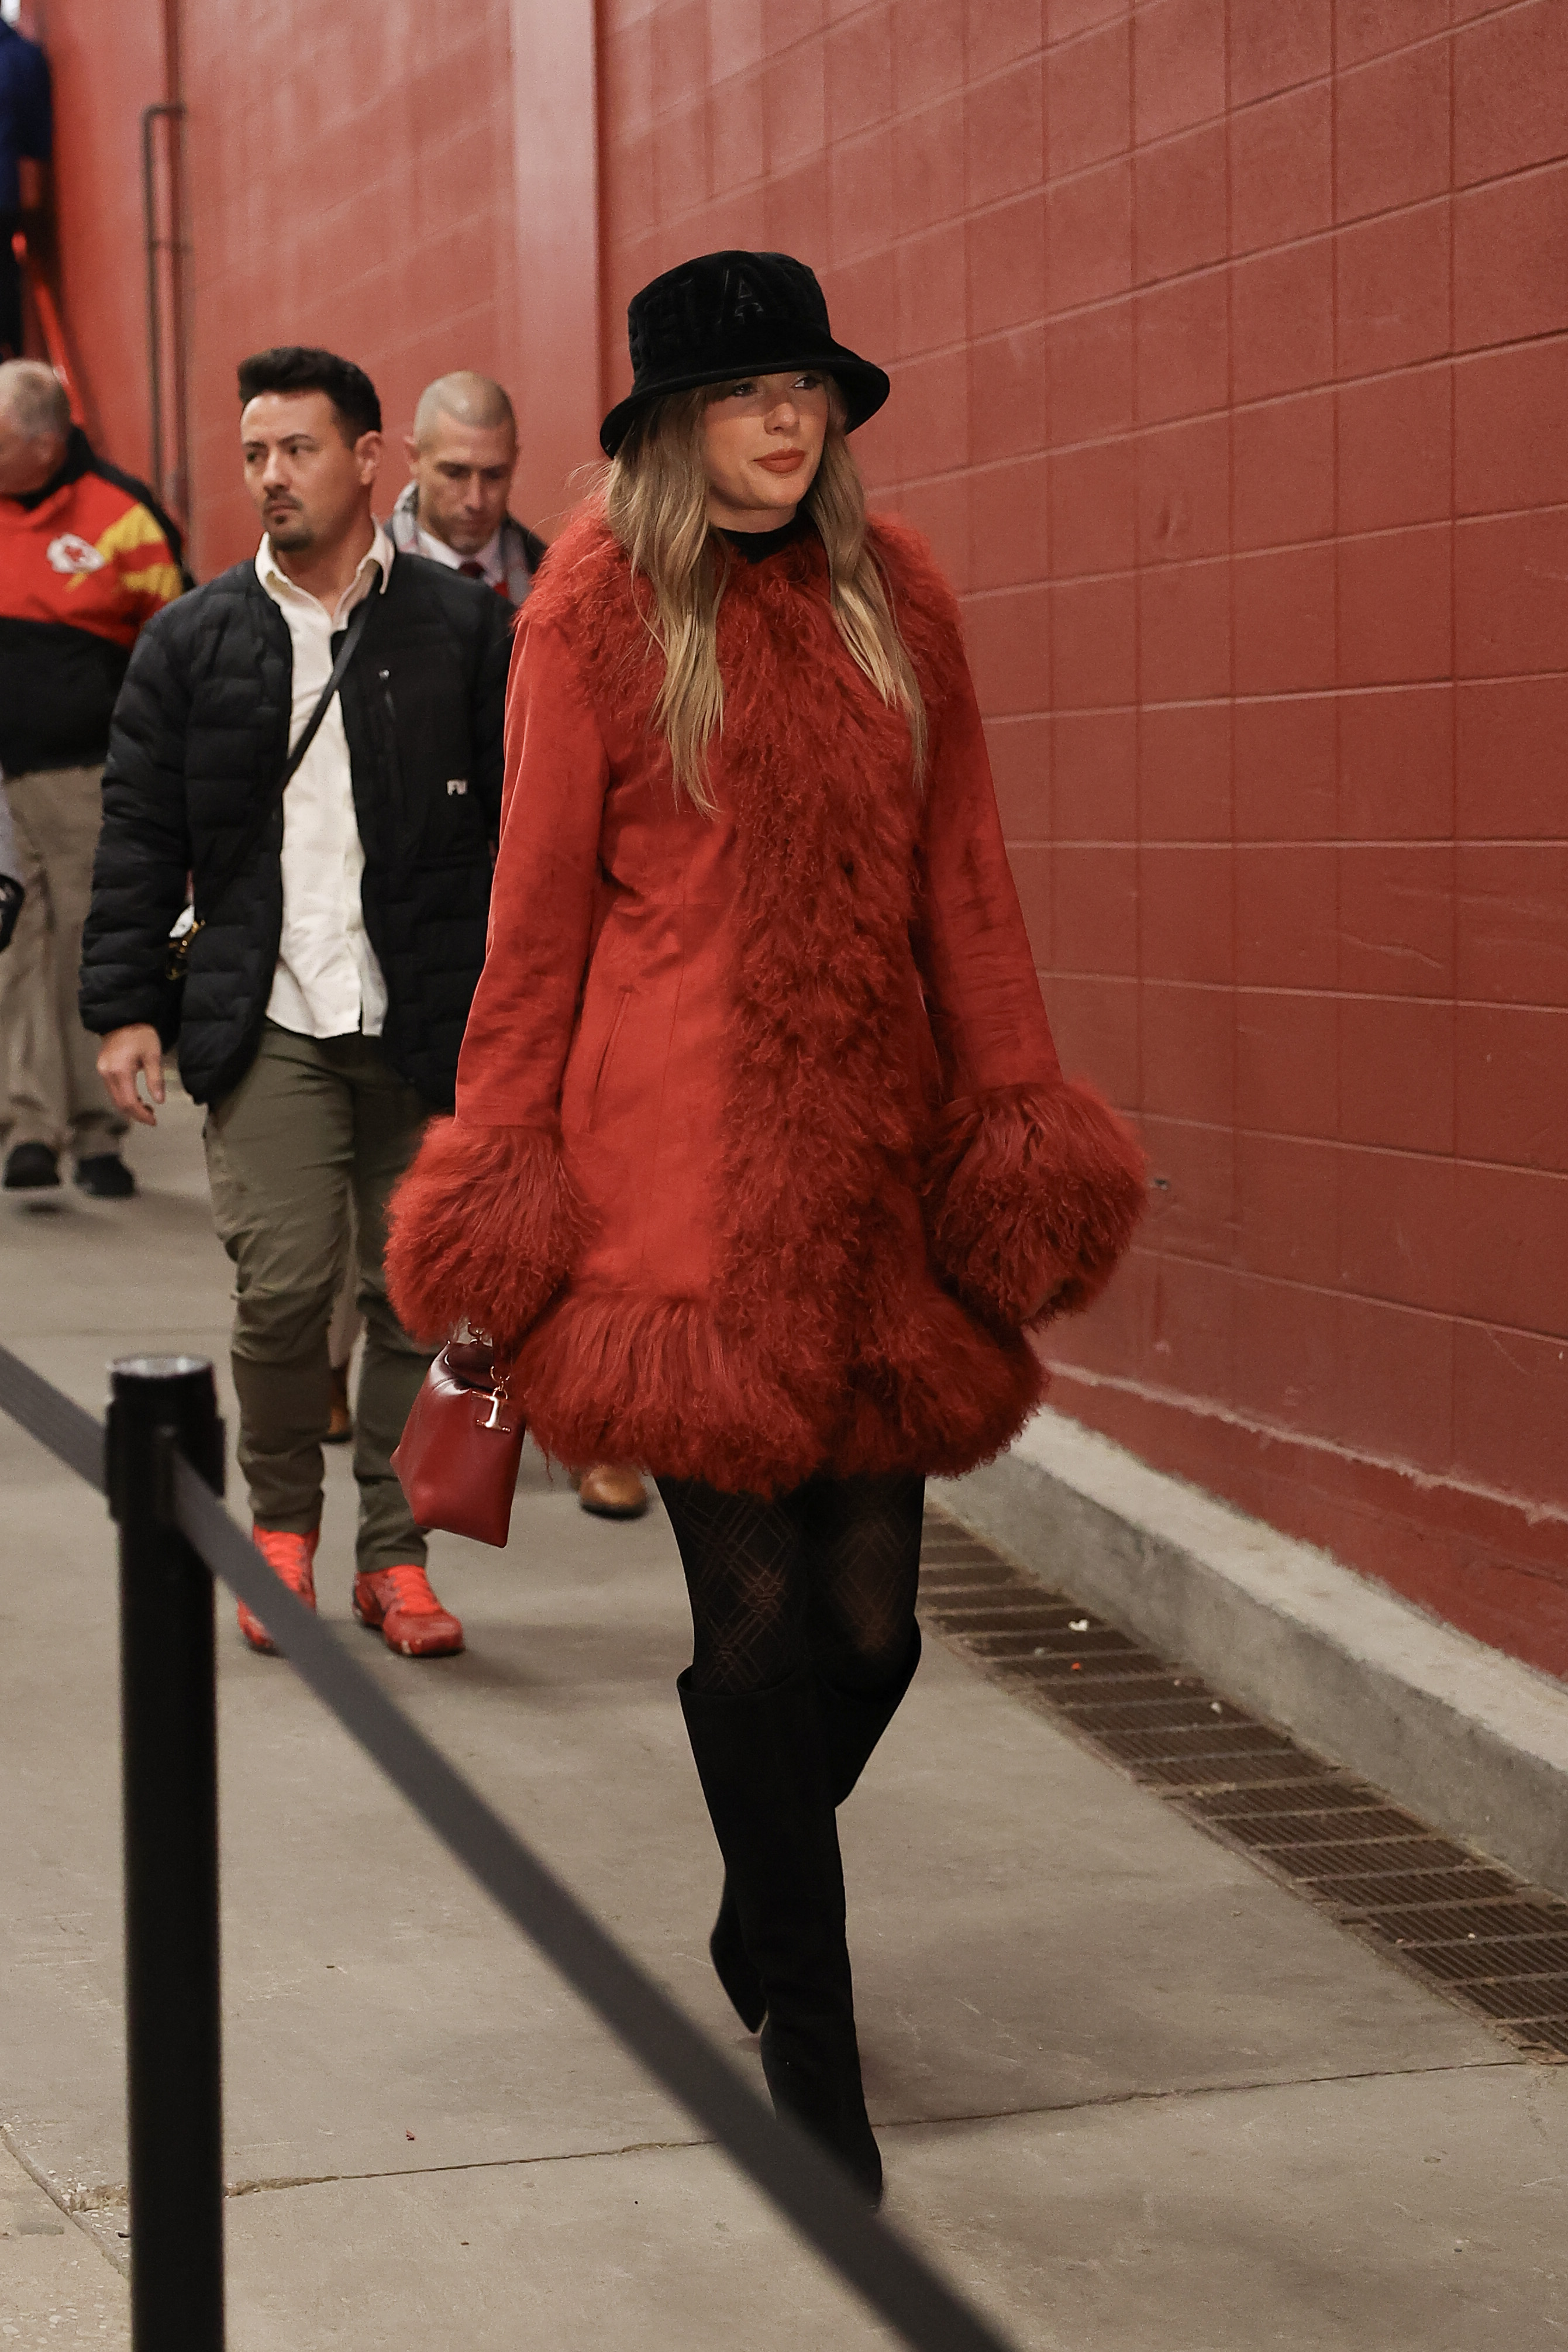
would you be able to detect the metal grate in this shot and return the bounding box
[1398,1934,1568,1982]
[1095,1723,1297,1762]
[1459,1977,1568,2026]
[962,1627,1152,1658]
[1362,1902,1568,1944]
[1223,1810,1437,1851]
[1309,1866,1521,1909]
[1133,1751,1338,1791]
[1263,1836,1486,1880]
[920,1502,1568,2061]
[1186,1780,1406,1821]
[1050,1706,1235,1740]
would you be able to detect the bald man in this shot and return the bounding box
[387,371,545,603]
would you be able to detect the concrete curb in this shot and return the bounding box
[936,1407,1568,1900]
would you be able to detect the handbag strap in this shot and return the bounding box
[198,580,379,925]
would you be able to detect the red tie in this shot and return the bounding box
[459,559,485,579]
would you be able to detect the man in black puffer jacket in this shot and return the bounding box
[81,346,512,1662]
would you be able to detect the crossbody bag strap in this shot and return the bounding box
[191,581,380,941]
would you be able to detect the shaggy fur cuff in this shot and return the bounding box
[384,1120,592,1351]
[923,1080,1146,1329]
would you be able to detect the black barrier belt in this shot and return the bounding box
[0,1344,1021,2352]
[0,1342,107,1492]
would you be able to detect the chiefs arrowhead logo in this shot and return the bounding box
[48,532,108,576]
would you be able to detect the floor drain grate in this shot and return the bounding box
[1311,1866,1522,1909]
[920,1502,1568,2062]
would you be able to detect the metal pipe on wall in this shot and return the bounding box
[142,0,190,528]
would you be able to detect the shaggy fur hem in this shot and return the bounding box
[517,1283,1047,1498]
[923,1080,1146,1329]
[384,1120,594,1349]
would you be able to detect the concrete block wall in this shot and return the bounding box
[599,0,1568,1678]
[48,0,523,574]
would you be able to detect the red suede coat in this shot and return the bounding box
[385,505,1143,1494]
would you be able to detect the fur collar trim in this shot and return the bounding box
[525,498,970,736]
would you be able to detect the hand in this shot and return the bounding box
[97,1024,166,1127]
[0,874,22,953]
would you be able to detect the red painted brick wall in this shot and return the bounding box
[600,0,1568,1675]
[181,0,523,574]
[42,1,1568,1673]
[42,1,601,578]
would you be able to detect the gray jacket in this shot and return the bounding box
[387,482,545,608]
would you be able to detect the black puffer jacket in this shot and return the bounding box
[80,550,512,1107]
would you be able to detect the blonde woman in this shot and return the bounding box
[387,252,1143,2201]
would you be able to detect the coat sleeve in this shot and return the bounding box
[384,613,604,1349]
[915,652,1145,1329]
[78,608,193,1036]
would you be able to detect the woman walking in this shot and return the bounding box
[386,252,1143,2202]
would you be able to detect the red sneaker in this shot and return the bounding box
[239,1526,319,1654]
[353,1564,464,1658]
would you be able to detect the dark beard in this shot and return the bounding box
[263,508,311,549]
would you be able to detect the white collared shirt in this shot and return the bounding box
[416,519,505,591]
[255,525,392,1041]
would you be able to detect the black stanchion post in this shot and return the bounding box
[106,1355,228,2352]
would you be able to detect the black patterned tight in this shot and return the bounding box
[657,1471,925,1698]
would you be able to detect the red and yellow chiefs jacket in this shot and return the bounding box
[0,428,184,776]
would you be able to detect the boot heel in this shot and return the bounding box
[760,2019,883,2207]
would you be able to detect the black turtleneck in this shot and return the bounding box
[718,509,813,564]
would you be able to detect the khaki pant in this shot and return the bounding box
[1,765,126,1158]
[204,1021,432,1573]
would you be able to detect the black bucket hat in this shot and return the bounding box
[599,250,890,457]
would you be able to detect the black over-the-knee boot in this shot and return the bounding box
[677,1664,884,2204]
[709,1624,923,2037]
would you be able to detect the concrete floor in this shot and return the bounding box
[2,1093,1564,2350]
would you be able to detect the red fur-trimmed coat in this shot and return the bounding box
[385,505,1145,1495]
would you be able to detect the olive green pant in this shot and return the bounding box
[204,1021,432,1572]
[1,765,126,1157]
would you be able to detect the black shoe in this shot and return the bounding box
[74,1153,136,1199]
[679,1666,883,2206]
[4,1141,60,1190]
[707,1627,923,2037]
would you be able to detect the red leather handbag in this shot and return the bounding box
[391,1341,525,1548]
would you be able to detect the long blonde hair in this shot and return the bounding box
[602,382,926,813]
